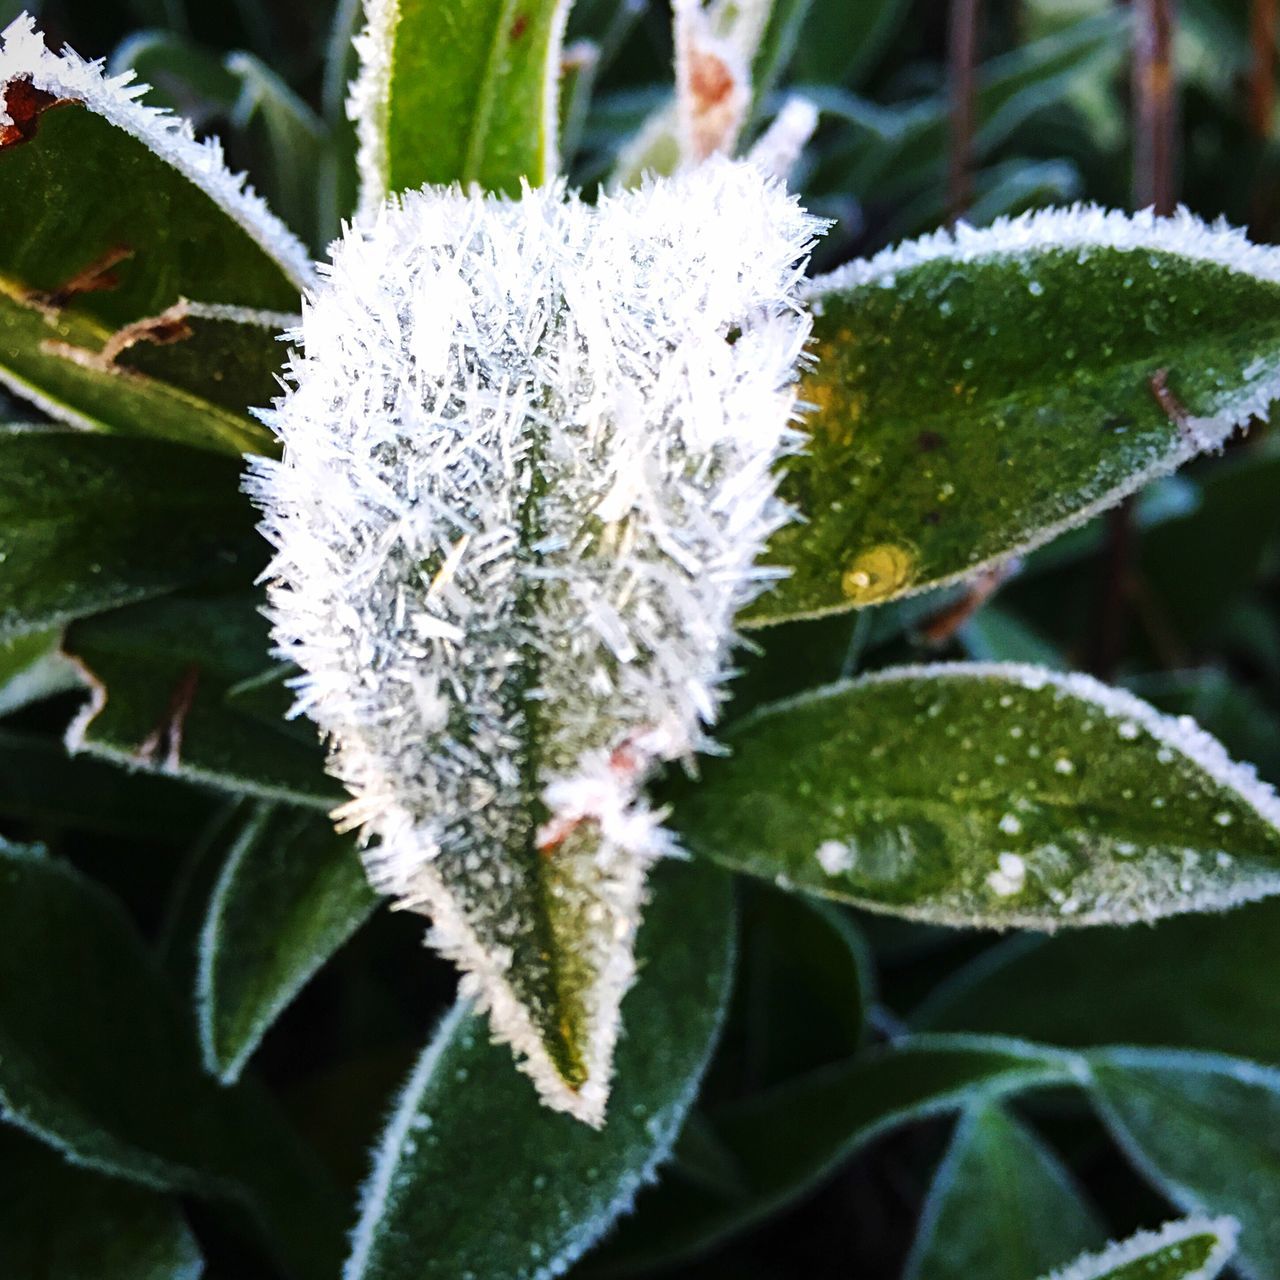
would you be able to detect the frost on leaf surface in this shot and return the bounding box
[674,663,1280,930]
[0,14,313,298]
[757,203,1280,622]
[1038,1216,1238,1280]
[249,159,818,1123]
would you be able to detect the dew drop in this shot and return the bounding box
[1214,810,1234,827]
[998,813,1023,836]
[1117,719,1140,740]
[1054,756,1075,775]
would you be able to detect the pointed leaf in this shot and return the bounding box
[674,663,1280,928]
[249,165,815,1122]
[593,1035,1084,1273]
[351,0,571,212]
[0,1129,204,1280]
[196,804,378,1083]
[343,859,735,1280]
[1088,1049,1280,1279]
[755,206,1280,623]
[0,16,307,454]
[1037,1218,1238,1280]
[905,1102,1104,1280]
[913,896,1280,1064]
[63,594,339,809]
[0,427,259,638]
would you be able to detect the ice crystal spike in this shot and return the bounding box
[249,159,821,1123]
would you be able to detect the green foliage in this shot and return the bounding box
[3,0,1280,1275]
[343,860,734,1280]
[675,666,1280,927]
[357,0,570,204]
[903,1102,1104,1280]
[196,804,378,1083]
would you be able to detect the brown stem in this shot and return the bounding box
[947,0,982,224]
[1131,0,1178,214]
[1250,0,1278,140]
[1095,0,1180,679]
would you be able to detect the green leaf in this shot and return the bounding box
[904,1102,1104,1280]
[754,205,1280,622]
[0,427,259,638]
[196,804,378,1084]
[674,663,1280,928]
[810,12,1127,205]
[352,0,571,209]
[1089,1049,1280,1279]
[0,729,218,837]
[1036,1218,1238,1280]
[592,1035,1083,1274]
[0,839,344,1280]
[769,0,909,90]
[0,1129,204,1280]
[63,593,339,809]
[913,896,1280,1065]
[714,886,871,1094]
[0,17,308,454]
[343,859,735,1280]
[0,624,78,713]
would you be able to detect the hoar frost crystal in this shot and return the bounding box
[250,159,821,1123]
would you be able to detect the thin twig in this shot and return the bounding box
[947,0,982,224]
[1095,0,1179,679]
[1250,0,1278,141]
[1131,0,1178,215]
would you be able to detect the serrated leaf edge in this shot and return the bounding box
[1037,1216,1238,1280]
[776,206,1280,617]
[0,15,314,294]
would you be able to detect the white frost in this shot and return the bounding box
[1037,1216,1238,1280]
[0,14,313,293]
[249,159,820,1123]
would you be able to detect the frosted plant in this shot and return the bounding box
[249,158,821,1123]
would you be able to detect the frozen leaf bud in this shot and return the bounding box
[248,159,822,1123]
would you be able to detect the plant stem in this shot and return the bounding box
[947,0,982,224]
[1250,0,1278,141]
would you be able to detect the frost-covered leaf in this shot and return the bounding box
[673,663,1280,928]
[196,805,378,1084]
[904,1102,1104,1280]
[914,896,1280,1064]
[0,1128,204,1280]
[1037,1218,1238,1280]
[350,0,571,213]
[0,427,259,638]
[612,0,773,187]
[343,860,734,1280]
[0,839,345,1280]
[63,594,338,808]
[0,17,308,454]
[249,162,817,1122]
[594,1034,1084,1273]
[0,623,77,714]
[755,205,1280,622]
[1088,1049,1280,1279]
